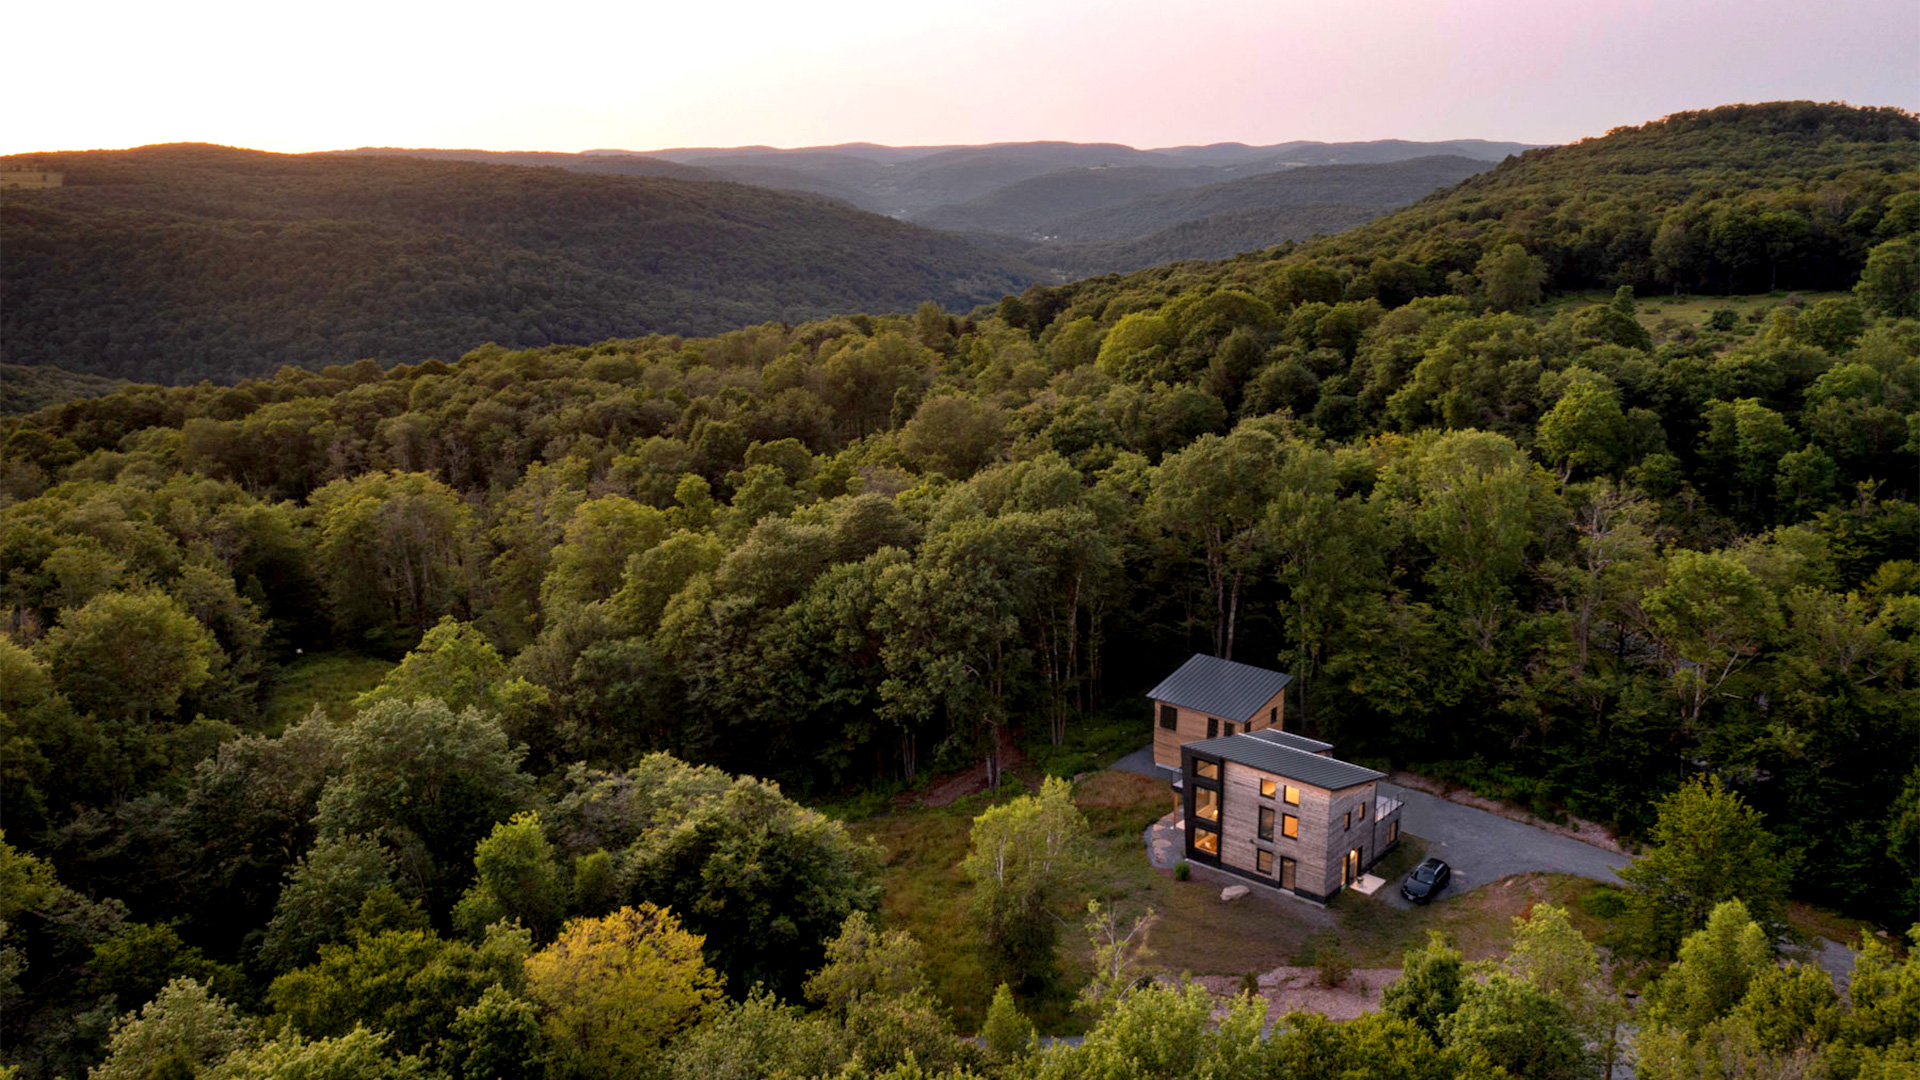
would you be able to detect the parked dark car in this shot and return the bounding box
[1401,857,1451,903]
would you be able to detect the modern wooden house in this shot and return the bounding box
[1149,654,1403,902]
[1146,653,1292,770]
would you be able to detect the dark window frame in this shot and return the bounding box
[1207,717,1218,738]
[1159,703,1177,730]
[1258,806,1275,841]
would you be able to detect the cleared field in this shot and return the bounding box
[262,651,393,733]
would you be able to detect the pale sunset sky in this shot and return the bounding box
[9,0,1916,155]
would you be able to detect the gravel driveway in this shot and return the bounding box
[1381,783,1630,908]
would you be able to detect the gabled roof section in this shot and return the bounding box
[1244,728,1333,755]
[1184,734,1383,791]
[1145,654,1293,724]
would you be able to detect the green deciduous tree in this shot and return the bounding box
[1441,972,1590,1080]
[1643,552,1782,735]
[205,1026,431,1080]
[617,776,883,999]
[959,777,1092,986]
[268,924,528,1060]
[314,698,533,909]
[452,812,565,943]
[1621,782,1792,954]
[91,978,256,1080]
[38,587,216,722]
[1380,931,1466,1039]
[803,911,930,1013]
[1478,244,1547,311]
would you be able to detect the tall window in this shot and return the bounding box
[1280,857,1296,890]
[1283,785,1300,806]
[1256,849,1273,875]
[1269,706,1277,727]
[1258,806,1275,841]
[1195,787,1220,823]
[1344,810,1352,831]
[1281,814,1299,839]
[1387,820,1399,844]
[1159,704,1177,730]
[1223,723,1235,737]
[1357,801,1367,822]
[1207,718,1218,738]
[1193,827,1219,855]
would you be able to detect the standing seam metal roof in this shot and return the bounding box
[1183,733,1383,790]
[1244,728,1333,754]
[1144,654,1293,723]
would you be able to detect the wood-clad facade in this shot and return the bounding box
[1179,741,1403,904]
[1151,692,1285,769]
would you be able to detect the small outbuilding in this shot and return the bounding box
[1145,653,1292,769]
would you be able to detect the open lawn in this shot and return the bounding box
[262,652,393,733]
[854,767,1633,1034]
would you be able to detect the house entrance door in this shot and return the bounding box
[1343,847,1361,886]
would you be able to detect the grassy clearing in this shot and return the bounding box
[1539,288,1850,334]
[854,766,1634,1034]
[263,652,392,733]
[1021,706,1158,779]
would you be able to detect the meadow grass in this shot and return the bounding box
[263,651,393,733]
[852,765,1634,1033]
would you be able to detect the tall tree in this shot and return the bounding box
[1618,777,1792,952]
[959,777,1092,987]
[1147,426,1282,659]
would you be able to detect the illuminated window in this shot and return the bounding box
[1282,814,1298,839]
[1256,849,1273,874]
[1195,787,1220,823]
[1193,827,1219,855]
[1283,785,1300,806]
[1280,857,1297,890]
[1195,760,1218,780]
[1344,810,1352,831]
[1258,807,1275,841]
[1357,801,1367,822]
[1260,778,1276,799]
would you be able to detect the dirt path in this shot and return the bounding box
[896,732,1033,809]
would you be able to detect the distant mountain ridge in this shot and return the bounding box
[620,137,1540,218]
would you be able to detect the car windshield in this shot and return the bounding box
[1412,867,1436,883]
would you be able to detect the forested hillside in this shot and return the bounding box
[0,145,1034,384]
[3,102,1918,1078]
[986,156,1501,275]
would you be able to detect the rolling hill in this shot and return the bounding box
[0,144,1036,384]
[1030,102,1919,318]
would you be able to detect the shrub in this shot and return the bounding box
[1173,861,1190,881]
